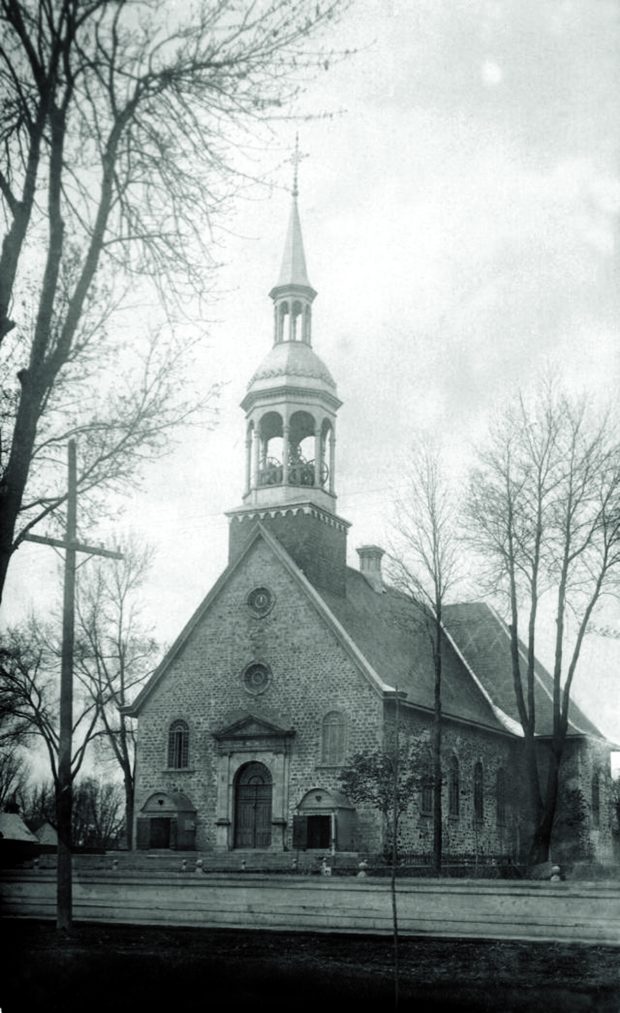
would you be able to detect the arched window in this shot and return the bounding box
[473,761,484,822]
[592,770,600,828]
[321,711,346,765]
[496,768,506,826]
[421,751,433,814]
[448,756,460,818]
[168,720,189,769]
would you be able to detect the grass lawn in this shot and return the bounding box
[1,920,619,1013]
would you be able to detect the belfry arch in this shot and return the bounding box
[245,408,334,493]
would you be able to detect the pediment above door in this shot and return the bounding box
[212,713,295,753]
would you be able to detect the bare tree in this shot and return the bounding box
[389,442,460,874]
[467,382,620,863]
[22,774,124,848]
[0,617,100,785]
[340,707,425,1010]
[71,777,124,849]
[74,540,158,848]
[0,744,29,809]
[21,778,56,826]
[0,0,350,601]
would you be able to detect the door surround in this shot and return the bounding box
[212,714,294,851]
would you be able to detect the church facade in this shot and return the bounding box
[127,185,615,865]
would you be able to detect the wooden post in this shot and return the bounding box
[57,439,77,930]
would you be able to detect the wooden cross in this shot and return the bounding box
[23,439,123,930]
[290,132,308,197]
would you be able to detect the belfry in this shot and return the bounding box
[227,152,350,595]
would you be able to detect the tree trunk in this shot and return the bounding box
[0,372,47,603]
[519,723,545,862]
[124,774,134,850]
[432,724,442,875]
[432,612,442,875]
[528,747,561,864]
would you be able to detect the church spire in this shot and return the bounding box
[274,135,313,290]
[276,196,312,289]
[269,137,316,341]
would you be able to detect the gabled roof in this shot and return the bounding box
[320,570,514,735]
[442,602,606,739]
[125,524,393,716]
[0,812,39,843]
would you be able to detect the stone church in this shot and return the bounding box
[128,182,615,865]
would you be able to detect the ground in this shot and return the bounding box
[1,921,619,1012]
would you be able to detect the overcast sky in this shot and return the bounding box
[6,0,620,739]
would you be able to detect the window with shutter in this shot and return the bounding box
[592,770,600,828]
[421,751,433,814]
[168,720,189,768]
[292,815,308,850]
[496,768,506,826]
[448,756,460,818]
[473,761,484,822]
[321,711,346,764]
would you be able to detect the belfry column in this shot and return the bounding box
[314,424,322,488]
[252,427,260,490]
[244,430,252,496]
[329,428,336,495]
[283,420,290,485]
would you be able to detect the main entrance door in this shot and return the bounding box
[234,762,272,849]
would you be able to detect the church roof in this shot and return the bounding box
[442,602,606,739]
[246,340,336,393]
[320,570,514,735]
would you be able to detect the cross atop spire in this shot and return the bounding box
[290,132,307,198]
[271,137,314,295]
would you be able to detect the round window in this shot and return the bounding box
[242,664,271,696]
[247,586,275,617]
[243,662,272,695]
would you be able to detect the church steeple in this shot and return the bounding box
[226,146,350,597]
[269,140,316,345]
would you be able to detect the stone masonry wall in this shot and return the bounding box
[348,703,526,860]
[228,510,348,597]
[543,736,615,863]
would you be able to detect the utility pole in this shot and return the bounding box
[24,439,122,930]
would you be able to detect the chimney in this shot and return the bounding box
[357,545,385,593]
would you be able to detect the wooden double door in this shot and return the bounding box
[234,762,272,849]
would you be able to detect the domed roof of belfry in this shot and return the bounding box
[246,340,337,395]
